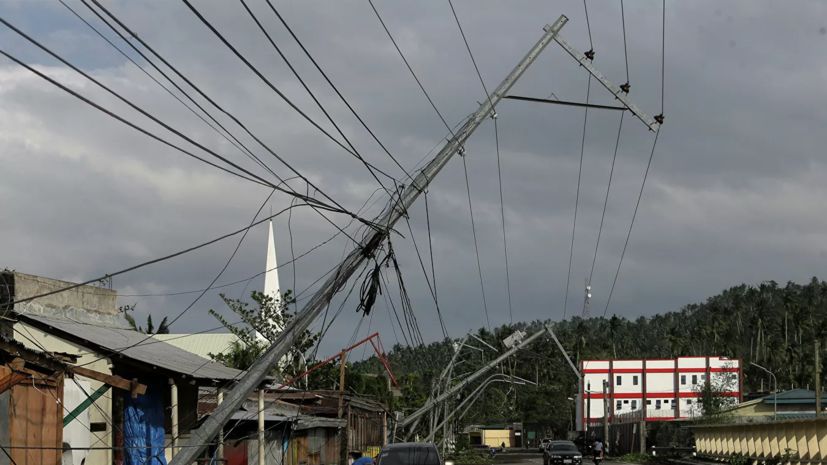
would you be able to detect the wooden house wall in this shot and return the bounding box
[0,365,64,465]
[287,428,338,465]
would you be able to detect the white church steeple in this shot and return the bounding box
[257,218,282,340]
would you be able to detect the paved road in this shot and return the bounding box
[494,452,622,465]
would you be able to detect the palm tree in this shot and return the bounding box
[121,304,170,334]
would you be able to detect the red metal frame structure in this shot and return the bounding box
[276,332,398,390]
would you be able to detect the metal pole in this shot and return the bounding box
[169,16,568,464]
[751,363,777,421]
[402,323,560,435]
[425,374,518,442]
[258,389,265,465]
[586,383,591,439]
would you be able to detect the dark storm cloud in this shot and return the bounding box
[2,0,826,358]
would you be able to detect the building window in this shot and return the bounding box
[680,375,686,385]
[701,374,706,381]
[616,400,622,410]
[623,400,629,404]
[631,400,638,409]
[616,375,622,386]
[655,400,662,410]
[633,375,639,386]
[647,400,652,405]
[687,400,693,405]
[692,375,698,385]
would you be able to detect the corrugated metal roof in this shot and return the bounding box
[20,312,245,381]
[151,333,241,360]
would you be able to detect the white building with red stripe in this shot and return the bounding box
[575,357,742,430]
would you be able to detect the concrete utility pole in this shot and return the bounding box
[169,15,569,465]
[337,350,347,464]
[401,322,578,441]
[427,374,535,443]
[603,380,609,454]
[586,383,591,439]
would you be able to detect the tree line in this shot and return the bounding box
[191,277,827,439]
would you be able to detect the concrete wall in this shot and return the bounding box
[16,321,113,465]
[11,272,117,316]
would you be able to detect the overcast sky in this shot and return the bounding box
[2,0,827,360]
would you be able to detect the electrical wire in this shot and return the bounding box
[461,156,491,330]
[493,118,514,325]
[423,192,443,336]
[402,216,448,339]
[445,0,513,325]
[58,0,278,180]
[583,0,594,51]
[11,203,308,306]
[620,0,630,85]
[661,0,666,115]
[69,188,277,369]
[264,1,416,184]
[0,50,268,190]
[588,112,625,286]
[603,130,662,317]
[237,0,396,196]
[562,76,592,320]
[446,0,492,106]
[82,0,373,238]
[0,18,284,192]
[181,0,395,193]
[603,0,667,317]
[368,0,454,135]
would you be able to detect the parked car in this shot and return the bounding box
[543,440,583,465]
[539,438,553,452]
[377,442,452,465]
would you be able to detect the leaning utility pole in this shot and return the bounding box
[170,15,569,465]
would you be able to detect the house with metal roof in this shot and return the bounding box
[723,388,827,420]
[1,271,271,465]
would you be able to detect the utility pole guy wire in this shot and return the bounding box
[170,16,569,465]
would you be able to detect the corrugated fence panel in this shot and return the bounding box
[693,418,827,464]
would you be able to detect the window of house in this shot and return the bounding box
[631,400,638,409]
[692,375,698,385]
[655,400,662,409]
[623,400,629,404]
[701,374,706,381]
[647,400,652,405]
[633,375,639,386]
[616,375,622,386]
[616,400,622,410]
[687,400,693,405]
[680,375,686,385]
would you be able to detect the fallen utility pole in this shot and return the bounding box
[426,373,529,442]
[170,15,568,465]
[400,323,566,439]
